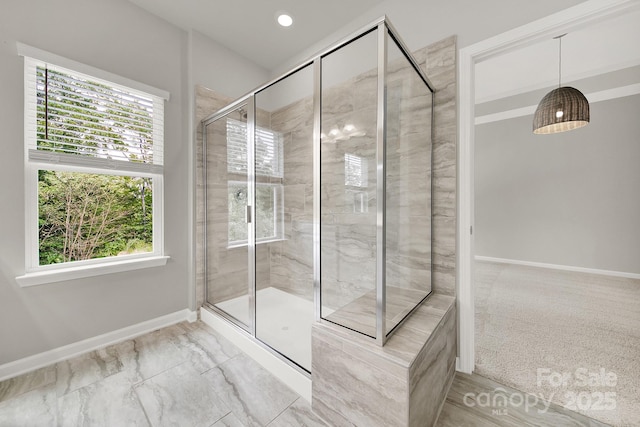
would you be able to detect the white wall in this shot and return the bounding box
[0,0,268,366]
[475,94,640,274]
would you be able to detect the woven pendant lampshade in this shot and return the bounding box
[532,86,590,134]
[533,34,590,134]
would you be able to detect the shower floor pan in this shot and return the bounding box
[215,287,320,371]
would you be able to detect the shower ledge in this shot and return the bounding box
[311,293,456,427]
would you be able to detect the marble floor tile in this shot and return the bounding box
[135,362,230,427]
[0,365,56,403]
[0,319,614,427]
[267,398,328,427]
[202,353,298,426]
[116,329,188,382]
[55,346,124,396]
[0,385,57,427]
[436,400,503,427]
[57,371,149,426]
[172,323,242,373]
[212,412,246,427]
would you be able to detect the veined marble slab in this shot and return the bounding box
[57,371,149,426]
[322,285,430,338]
[0,385,57,427]
[135,362,230,426]
[202,353,299,426]
[312,293,457,427]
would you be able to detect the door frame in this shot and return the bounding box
[456,0,638,374]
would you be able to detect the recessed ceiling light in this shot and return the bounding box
[277,14,293,27]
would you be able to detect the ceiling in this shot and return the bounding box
[475,8,640,104]
[126,0,387,71]
[126,0,640,103]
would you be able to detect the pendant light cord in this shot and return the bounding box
[554,33,567,88]
[558,36,562,88]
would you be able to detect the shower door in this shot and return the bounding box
[253,64,315,372]
[204,64,315,372]
[204,103,253,331]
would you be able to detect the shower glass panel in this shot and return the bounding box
[385,33,433,335]
[202,17,435,365]
[205,104,251,330]
[254,64,314,371]
[320,29,379,338]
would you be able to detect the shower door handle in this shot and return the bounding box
[246,206,252,223]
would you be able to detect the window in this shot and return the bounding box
[226,118,283,177]
[18,45,169,282]
[344,153,368,187]
[225,118,284,246]
[345,153,369,213]
[227,182,283,246]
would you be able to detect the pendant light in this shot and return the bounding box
[533,34,590,134]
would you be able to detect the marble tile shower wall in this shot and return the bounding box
[419,36,457,296]
[196,86,315,309]
[320,51,434,310]
[384,51,433,294]
[205,111,272,306]
[268,97,315,301]
[320,70,379,311]
[195,35,457,311]
[195,86,233,311]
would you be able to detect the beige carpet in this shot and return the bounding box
[475,260,640,427]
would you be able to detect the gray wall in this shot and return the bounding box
[189,29,269,99]
[0,0,266,365]
[475,94,640,274]
[272,0,585,76]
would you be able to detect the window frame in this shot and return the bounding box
[16,44,170,286]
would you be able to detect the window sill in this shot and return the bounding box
[15,256,170,287]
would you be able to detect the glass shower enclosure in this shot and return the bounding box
[202,17,434,373]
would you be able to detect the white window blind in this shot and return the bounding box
[226,118,283,178]
[24,57,164,175]
[345,153,368,187]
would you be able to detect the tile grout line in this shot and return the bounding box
[132,383,154,427]
[264,396,300,426]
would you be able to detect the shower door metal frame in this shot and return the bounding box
[202,16,436,359]
[375,21,388,345]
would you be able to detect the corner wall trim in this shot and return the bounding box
[475,256,640,280]
[0,309,197,382]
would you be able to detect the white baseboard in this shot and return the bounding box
[475,256,640,280]
[200,307,312,403]
[0,309,197,382]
